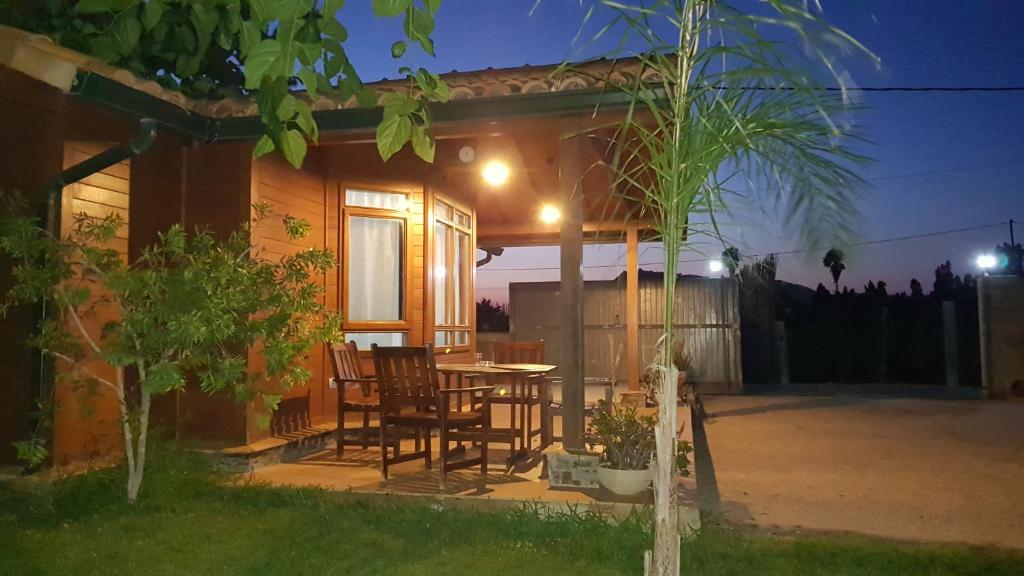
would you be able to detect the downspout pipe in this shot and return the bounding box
[33,118,159,458]
[476,246,504,268]
[44,118,158,233]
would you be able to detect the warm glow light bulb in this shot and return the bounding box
[709,259,724,273]
[539,205,561,224]
[482,160,510,186]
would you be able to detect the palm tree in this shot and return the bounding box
[568,2,875,573]
[823,248,847,294]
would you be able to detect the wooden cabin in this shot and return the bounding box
[0,26,658,466]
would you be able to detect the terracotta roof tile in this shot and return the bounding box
[0,25,651,120]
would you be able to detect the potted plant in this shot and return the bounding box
[587,400,656,496]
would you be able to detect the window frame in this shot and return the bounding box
[430,194,475,351]
[341,183,413,338]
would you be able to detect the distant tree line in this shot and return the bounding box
[476,298,510,332]
[732,240,1021,386]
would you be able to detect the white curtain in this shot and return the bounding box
[349,216,401,321]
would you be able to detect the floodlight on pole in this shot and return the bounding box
[976,253,997,274]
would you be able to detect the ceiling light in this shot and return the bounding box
[482,160,510,186]
[539,205,561,224]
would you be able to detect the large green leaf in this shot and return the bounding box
[294,100,318,143]
[251,0,311,23]
[372,0,410,17]
[253,135,276,158]
[279,129,308,169]
[113,14,142,57]
[276,94,297,122]
[243,39,282,90]
[319,17,348,42]
[240,21,262,57]
[74,0,139,14]
[297,68,319,99]
[141,0,165,31]
[404,7,436,55]
[323,0,346,17]
[190,4,220,42]
[410,124,434,163]
[376,114,411,161]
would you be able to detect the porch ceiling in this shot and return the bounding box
[321,117,656,248]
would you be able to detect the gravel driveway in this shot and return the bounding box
[698,395,1024,548]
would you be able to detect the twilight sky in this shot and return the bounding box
[338,1,1024,303]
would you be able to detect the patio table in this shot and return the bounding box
[436,362,556,466]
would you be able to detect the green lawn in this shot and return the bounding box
[1,449,1021,575]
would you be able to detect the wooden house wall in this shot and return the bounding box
[0,68,65,464]
[250,153,330,438]
[52,142,130,465]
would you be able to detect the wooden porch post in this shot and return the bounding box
[626,222,641,390]
[559,134,585,450]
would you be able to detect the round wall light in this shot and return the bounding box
[482,160,510,187]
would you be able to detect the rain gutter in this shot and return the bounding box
[69,71,641,143]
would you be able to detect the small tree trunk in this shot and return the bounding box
[127,386,151,502]
[647,235,681,576]
[114,366,140,502]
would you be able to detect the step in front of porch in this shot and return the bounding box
[203,421,344,473]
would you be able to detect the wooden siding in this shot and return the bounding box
[52,141,131,465]
[251,153,329,436]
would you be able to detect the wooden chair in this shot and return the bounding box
[492,340,547,456]
[372,343,492,481]
[329,342,381,459]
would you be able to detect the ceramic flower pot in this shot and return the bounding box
[597,466,651,496]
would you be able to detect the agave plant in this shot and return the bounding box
[563,1,876,573]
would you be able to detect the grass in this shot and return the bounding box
[1,447,1022,575]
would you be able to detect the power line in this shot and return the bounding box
[477,220,1013,272]
[725,159,1021,198]
[731,85,1024,93]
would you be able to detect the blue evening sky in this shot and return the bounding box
[337,1,1024,302]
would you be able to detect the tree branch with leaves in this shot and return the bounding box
[0,194,341,501]
[1,0,449,167]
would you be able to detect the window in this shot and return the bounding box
[347,332,408,349]
[346,188,409,211]
[348,216,404,321]
[344,186,410,343]
[433,198,473,347]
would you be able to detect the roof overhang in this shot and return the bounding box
[0,25,643,143]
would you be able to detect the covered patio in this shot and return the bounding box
[0,25,676,494]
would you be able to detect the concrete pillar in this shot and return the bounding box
[559,134,585,450]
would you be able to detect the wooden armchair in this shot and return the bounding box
[329,341,380,459]
[372,343,492,481]
[492,340,547,454]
